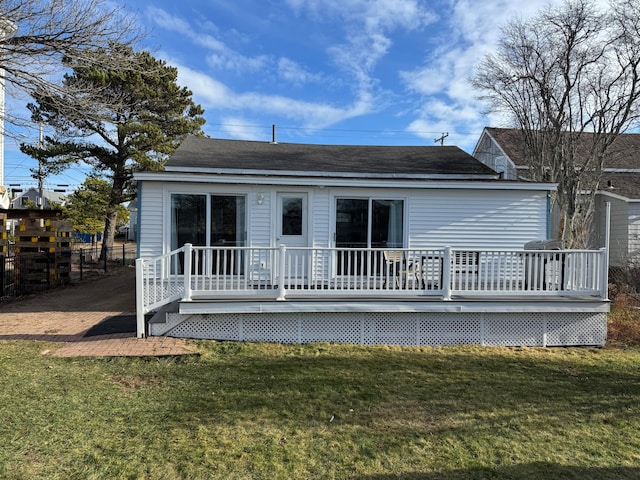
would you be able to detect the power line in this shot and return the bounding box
[207,122,482,137]
[205,124,484,149]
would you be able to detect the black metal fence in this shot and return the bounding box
[71,243,136,281]
[0,253,52,299]
[1,243,137,301]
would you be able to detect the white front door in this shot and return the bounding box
[276,193,309,283]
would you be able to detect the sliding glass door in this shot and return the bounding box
[171,194,207,251]
[335,197,404,275]
[170,193,246,274]
[336,198,404,249]
[336,199,368,248]
[211,195,246,274]
[371,199,404,248]
[170,194,206,273]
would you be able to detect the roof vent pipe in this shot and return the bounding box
[271,124,277,144]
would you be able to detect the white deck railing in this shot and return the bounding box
[135,244,608,337]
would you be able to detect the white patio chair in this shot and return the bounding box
[383,250,421,288]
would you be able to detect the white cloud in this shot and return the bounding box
[286,0,436,88]
[173,65,232,106]
[175,64,376,130]
[277,58,321,86]
[147,6,192,34]
[206,52,269,73]
[146,6,269,73]
[399,0,586,149]
[286,0,435,30]
[147,2,438,137]
[219,118,264,141]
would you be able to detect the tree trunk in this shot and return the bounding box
[100,209,118,261]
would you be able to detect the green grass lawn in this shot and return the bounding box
[1,339,640,479]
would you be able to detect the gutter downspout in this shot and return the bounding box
[547,191,552,239]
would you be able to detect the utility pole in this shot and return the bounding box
[37,122,43,209]
[434,132,449,146]
[0,18,17,188]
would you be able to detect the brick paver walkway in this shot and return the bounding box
[0,267,197,357]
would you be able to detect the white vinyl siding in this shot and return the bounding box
[138,181,552,258]
[628,204,640,259]
[138,181,164,258]
[473,132,518,180]
[312,188,331,247]
[250,190,271,247]
[408,189,547,249]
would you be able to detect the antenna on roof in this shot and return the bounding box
[271,124,278,144]
[434,132,449,146]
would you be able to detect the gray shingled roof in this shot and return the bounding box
[485,127,640,170]
[484,127,640,199]
[598,172,640,199]
[164,136,498,177]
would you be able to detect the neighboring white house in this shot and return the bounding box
[10,187,67,209]
[473,127,640,267]
[134,136,609,347]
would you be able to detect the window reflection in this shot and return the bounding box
[281,197,303,236]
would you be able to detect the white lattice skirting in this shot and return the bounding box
[152,311,607,347]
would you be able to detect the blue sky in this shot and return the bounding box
[3,0,581,191]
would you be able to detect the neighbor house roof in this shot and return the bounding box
[164,136,499,179]
[484,127,640,170]
[482,127,640,199]
[597,172,640,199]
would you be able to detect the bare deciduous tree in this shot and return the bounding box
[0,0,140,134]
[473,0,640,247]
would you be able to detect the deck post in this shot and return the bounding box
[442,246,452,301]
[183,243,193,302]
[600,247,608,301]
[135,258,146,338]
[277,244,287,301]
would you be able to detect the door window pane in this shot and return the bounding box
[281,197,303,236]
[336,198,368,275]
[211,195,246,274]
[211,195,246,246]
[372,200,404,248]
[336,198,368,248]
[171,194,206,250]
[170,194,206,274]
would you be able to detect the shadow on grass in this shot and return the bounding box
[3,343,640,478]
[131,345,640,470]
[156,345,640,428]
[358,463,640,479]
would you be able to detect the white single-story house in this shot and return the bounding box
[473,127,639,267]
[134,136,609,347]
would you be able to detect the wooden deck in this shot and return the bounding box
[136,244,610,343]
